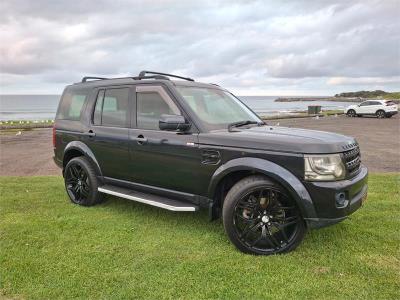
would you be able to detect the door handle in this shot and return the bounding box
[132,134,148,145]
[86,130,96,137]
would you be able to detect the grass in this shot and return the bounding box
[0,174,399,299]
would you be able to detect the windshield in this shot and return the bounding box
[176,86,261,130]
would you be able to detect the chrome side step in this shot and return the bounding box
[98,185,198,212]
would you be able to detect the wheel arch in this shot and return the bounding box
[63,141,102,176]
[208,157,317,220]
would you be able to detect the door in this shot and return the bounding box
[369,101,384,114]
[85,87,133,180]
[357,101,373,114]
[129,85,201,194]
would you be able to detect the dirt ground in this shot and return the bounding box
[0,114,399,176]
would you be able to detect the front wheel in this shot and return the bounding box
[222,176,306,255]
[347,109,356,117]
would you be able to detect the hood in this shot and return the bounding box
[199,125,357,154]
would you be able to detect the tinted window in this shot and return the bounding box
[360,101,371,106]
[176,87,261,130]
[370,101,381,105]
[137,92,180,130]
[96,88,130,127]
[57,89,89,120]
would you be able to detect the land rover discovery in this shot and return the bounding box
[53,71,368,255]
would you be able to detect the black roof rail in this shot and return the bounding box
[132,75,171,81]
[138,70,194,82]
[82,76,108,82]
[80,71,193,84]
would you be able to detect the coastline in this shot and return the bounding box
[0,111,344,130]
[276,97,400,103]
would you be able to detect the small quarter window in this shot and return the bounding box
[57,88,89,120]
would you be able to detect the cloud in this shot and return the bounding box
[0,0,399,94]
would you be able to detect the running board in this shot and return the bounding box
[98,185,199,212]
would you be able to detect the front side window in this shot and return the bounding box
[360,101,371,106]
[176,86,261,130]
[57,88,89,120]
[136,87,180,130]
[92,88,130,127]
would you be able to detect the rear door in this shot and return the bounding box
[85,86,133,180]
[358,101,373,114]
[369,101,384,114]
[128,85,201,194]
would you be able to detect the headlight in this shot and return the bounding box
[304,154,345,181]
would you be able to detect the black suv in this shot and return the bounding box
[53,71,368,255]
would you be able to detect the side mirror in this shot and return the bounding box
[159,114,191,131]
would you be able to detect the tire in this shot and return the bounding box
[347,109,356,117]
[222,175,306,255]
[376,110,386,118]
[64,156,103,206]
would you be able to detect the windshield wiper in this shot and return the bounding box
[228,120,265,132]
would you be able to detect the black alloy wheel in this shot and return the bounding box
[347,109,356,117]
[376,110,386,118]
[223,176,306,255]
[64,156,103,206]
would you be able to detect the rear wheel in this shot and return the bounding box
[222,175,306,255]
[347,109,356,117]
[376,110,386,118]
[64,157,103,206]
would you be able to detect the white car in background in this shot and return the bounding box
[345,100,398,118]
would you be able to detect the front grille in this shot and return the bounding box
[342,144,361,177]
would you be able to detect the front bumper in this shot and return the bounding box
[304,166,368,229]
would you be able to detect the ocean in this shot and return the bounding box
[0,94,356,121]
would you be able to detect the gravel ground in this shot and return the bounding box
[0,114,398,176]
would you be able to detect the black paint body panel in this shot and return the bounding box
[53,78,368,228]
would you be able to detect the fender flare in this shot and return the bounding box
[207,157,317,219]
[63,141,102,176]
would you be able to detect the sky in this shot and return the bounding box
[0,0,399,96]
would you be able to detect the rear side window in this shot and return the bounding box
[370,101,381,105]
[57,89,89,120]
[92,88,130,127]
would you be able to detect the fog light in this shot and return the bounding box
[335,192,346,207]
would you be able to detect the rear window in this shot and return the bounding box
[385,101,396,106]
[56,88,89,120]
